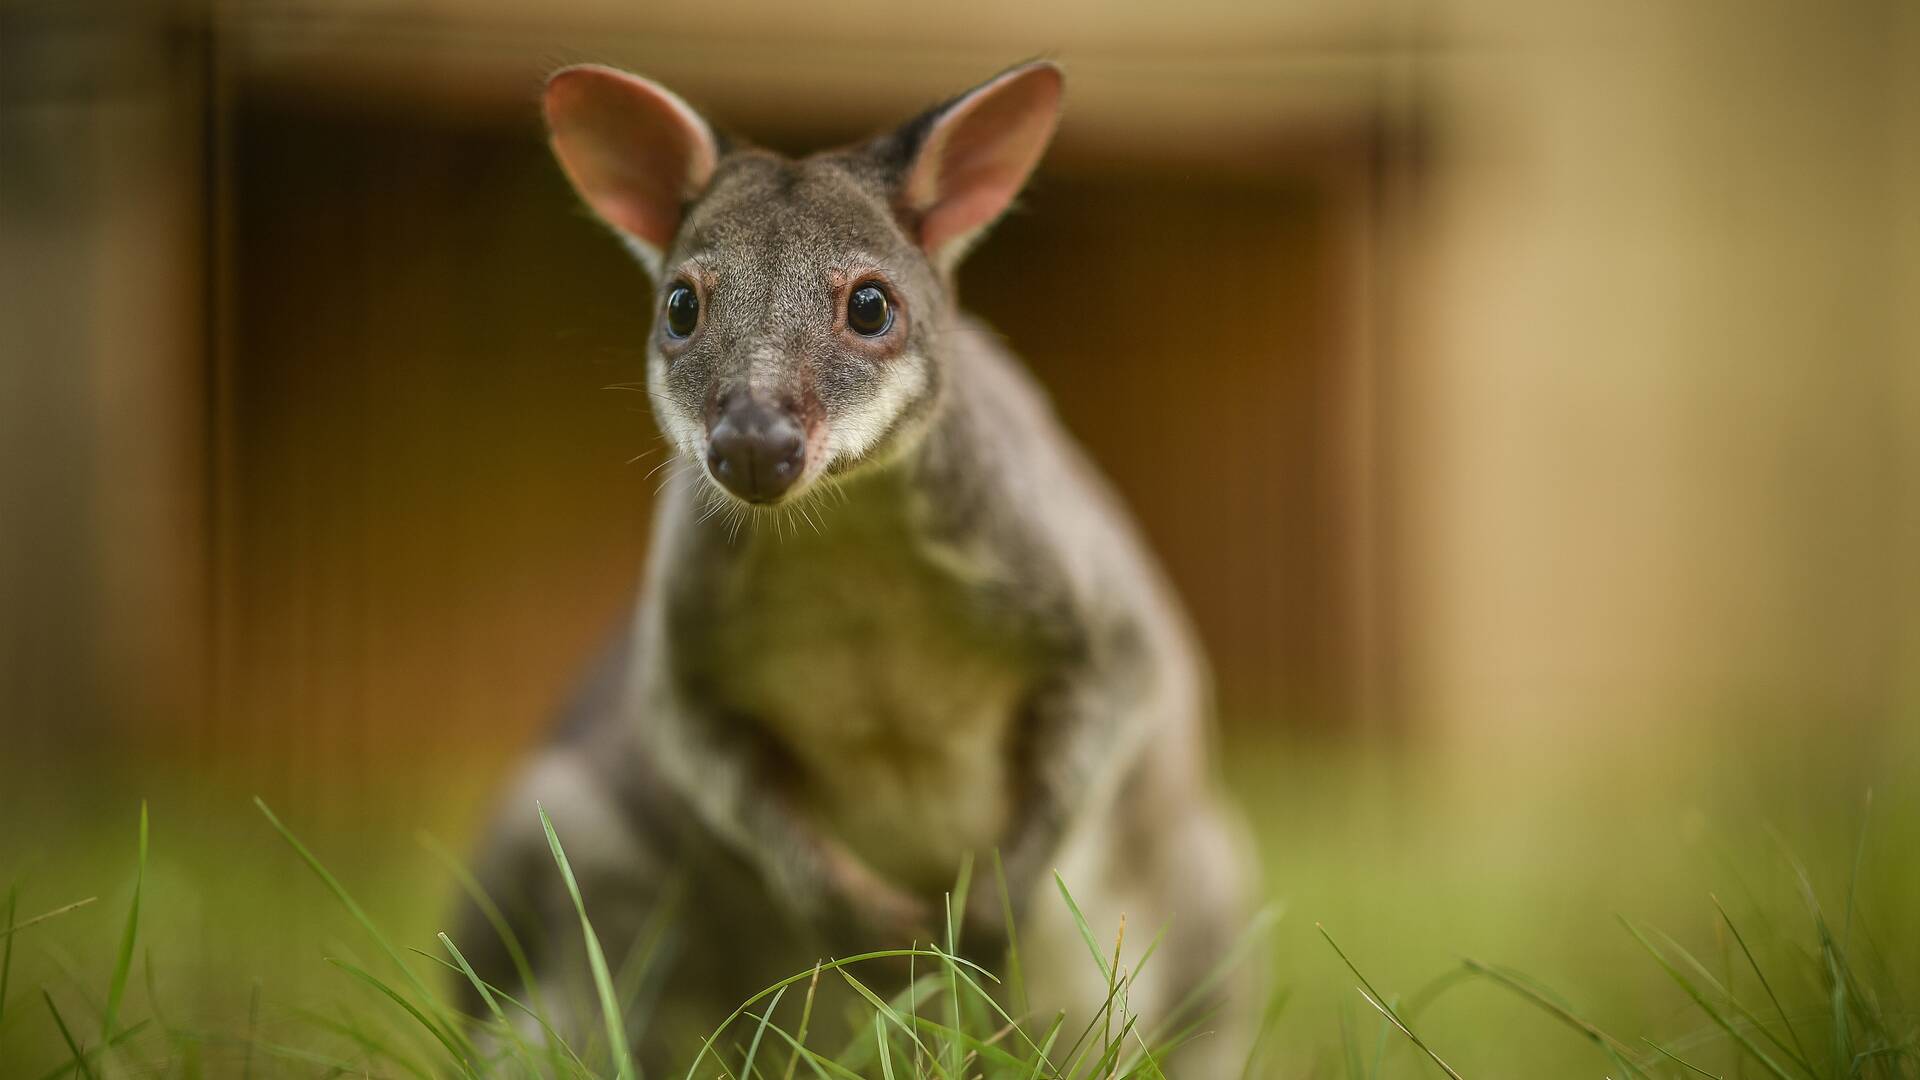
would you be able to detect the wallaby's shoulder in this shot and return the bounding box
[934,316,1165,584]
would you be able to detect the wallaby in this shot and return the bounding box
[458,60,1255,1071]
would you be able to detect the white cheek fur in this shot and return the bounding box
[647,362,707,463]
[825,358,929,463]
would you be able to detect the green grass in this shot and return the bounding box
[0,735,1915,1077]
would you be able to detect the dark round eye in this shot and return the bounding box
[846,284,892,336]
[664,284,699,338]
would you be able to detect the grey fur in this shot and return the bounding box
[460,62,1256,1071]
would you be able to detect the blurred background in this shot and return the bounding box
[2,0,1917,1075]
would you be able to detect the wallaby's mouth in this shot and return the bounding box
[703,397,809,504]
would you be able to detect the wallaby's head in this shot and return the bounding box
[544,61,1063,507]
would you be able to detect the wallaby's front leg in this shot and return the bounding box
[983,657,1156,937]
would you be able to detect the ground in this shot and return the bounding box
[2,723,1915,1077]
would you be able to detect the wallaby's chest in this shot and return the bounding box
[679,506,1043,888]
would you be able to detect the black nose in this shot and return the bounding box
[706,401,806,502]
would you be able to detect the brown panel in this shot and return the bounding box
[217,101,1374,808]
[964,172,1365,728]
[222,105,657,815]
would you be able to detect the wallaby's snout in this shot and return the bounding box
[706,396,807,503]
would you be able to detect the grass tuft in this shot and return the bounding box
[539,801,638,1080]
[1317,923,1465,1080]
[1,789,1911,1079]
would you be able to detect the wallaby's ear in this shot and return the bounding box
[893,61,1064,268]
[544,65,719,274]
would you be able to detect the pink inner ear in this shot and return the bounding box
[914,65,1063,258]
[544,67,717,252]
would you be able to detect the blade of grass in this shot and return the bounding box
[756,1016,865,1080]
[1,883,16,1057]
[874,1015,896,1080]
[242,1038,368,1075]
[32,1019,151,1080]
[1119,1023,1165,1080]
[1795,856,1900,1066]
[100,801,146,1045]
[1102,915,1126,1066]
[1712,893,1815,1072]
[327,957,479,1077]
[741,983,788,1080]
[537,802,636,1080]
[1143,905,1281,1048]
[1053,872,1111,982]
[830,972,944,1068]
[1026,1014,1065,1080]
[44,990,97,1080]
[834,965,948,1079]
[1368,992,1396,1080]
[1340,1004,1365,1080]
[947,853,973,957]
[781,962,823,1080]
[192,1032,370,1076]
[1080,1014,1140,1079]
[1459,959,1651,1080]
[610,874,685,1057]
[1108,920,1176,1078]
[692,1032,742,1080]
[1645,924,1816,1076]
[907,945,923,1078]
[1775,833,1893,1060]
[418,831,549,1016]
[254,798,463,1049]
[1125,1000,1224,1079]
[992,850,1028,1021]
[900,1011,1034,1073]
[922,941,1063,1073]
[1825,943,1848,1078]
[347,945,481,1070]
[439,932,543,1077]
[1843,789,1869,952]
[945,856,972,1080]
[0,897,99,940]
[684,949,997,1080]
[408,952,595,1078]
[1620,916,1797,1080]
[1123,1016,1219,1080]
[1642,1037,1725,1078]
[1355,986,1464,1080]
[1237,986,1293,1080]
[1061,977,1133,1079]
[286,1005,436,1080]
[1319,924,1465,1080]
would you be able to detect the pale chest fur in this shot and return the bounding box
[690,500,1044,891]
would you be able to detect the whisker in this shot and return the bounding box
[643,454,680,482]
[653,458,693,496]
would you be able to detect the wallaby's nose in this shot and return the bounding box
[706,400,806,503]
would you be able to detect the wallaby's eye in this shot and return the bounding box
[846,284,892,337]
[664,284,699,338]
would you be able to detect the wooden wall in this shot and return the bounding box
[197,96,1386,806]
